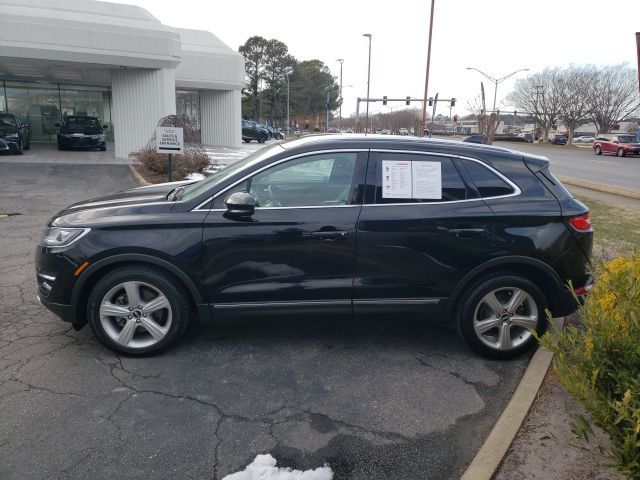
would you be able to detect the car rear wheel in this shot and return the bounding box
[595,145,601,155]
[87,265,190,356]
[457,273,547,359]
[258,133,267,143]
[617,147,625,157]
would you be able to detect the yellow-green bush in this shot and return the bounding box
[540,253,640,478]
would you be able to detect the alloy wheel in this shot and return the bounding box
[472,287,538,351]
[99,281,172,349]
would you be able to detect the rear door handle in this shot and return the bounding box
[311,230,348,240]
[448,227,485,239]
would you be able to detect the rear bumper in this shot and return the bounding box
[550,275,593,317]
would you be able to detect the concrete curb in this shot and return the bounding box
[557,175,640,200]
[459,346,554,480]
[128,164,152,187]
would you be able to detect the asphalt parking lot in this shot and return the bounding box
[0,161,530,479]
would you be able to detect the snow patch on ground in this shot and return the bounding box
[185,172,205,181]
[221,454,333,480]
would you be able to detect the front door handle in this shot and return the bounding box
[310,230,348,240]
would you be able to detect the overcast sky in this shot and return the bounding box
[117,0,639,119]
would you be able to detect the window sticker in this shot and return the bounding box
[382,161,412,198]
[382,160,442,199]
[412,161,442,199]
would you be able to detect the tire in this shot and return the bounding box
[617,147,625,157]
[87,265,190,356]
[15,139,23,155]
[594,145,601,155]
[100,145,106,151]
[58,143,65,151]
[456,273,547,360]
[24,139,30,150]
[258,133,267,144]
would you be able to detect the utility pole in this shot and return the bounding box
[337,59,344,132]
[326,91,330,132]
[363,34,372,133]
[286,73,290,135]
[420,0,436,137]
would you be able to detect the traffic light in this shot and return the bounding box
[383,96,387,105]
[428,97,433,106]
[406,96,411,105]
[450,98,456,107]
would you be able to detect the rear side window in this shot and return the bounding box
[461,160,514,198]
[374,153,476,203]
[536,168,574,200]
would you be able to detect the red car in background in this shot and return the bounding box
[593,134,640,157]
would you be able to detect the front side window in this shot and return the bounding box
[374,153,473,204]
[461,159,515,198]
[248,152,358,208]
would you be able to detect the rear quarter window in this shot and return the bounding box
[461,159,515,198]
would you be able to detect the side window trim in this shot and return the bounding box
[197,149,366,211]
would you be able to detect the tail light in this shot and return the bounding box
[569,212,592,232]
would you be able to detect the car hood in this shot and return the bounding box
[49,180,193,226]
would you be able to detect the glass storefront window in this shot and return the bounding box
[5,81,61,141]
[2,81,113,142]
[176,89,201,139]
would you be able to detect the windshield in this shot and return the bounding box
[0,115,18,132]
[181,144,286,201]
[617,135,635,143]
[61,117,102,134]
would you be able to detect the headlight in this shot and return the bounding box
[6,133,18,139]
[40,227,90,248]
[93,134,106,140]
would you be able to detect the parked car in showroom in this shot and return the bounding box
[36,135,593,359]
[593,134,640,157]
[241,120,268,143]
[0,113,31,154]
[56,116,107,151]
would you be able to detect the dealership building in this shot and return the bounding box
[0,0,245,158]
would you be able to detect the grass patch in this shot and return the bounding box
[576,195,640,263]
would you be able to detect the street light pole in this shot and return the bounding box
[420,0,436,138]
[337,58,344,132]
[466,67,530,112]
[363,34,372,134]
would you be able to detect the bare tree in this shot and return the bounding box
[507,68,563,142]
[557,65,595,143]
[588,64,640,134]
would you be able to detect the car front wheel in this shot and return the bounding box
[15,139,23,155]
[457,273,547,359]
[617,147,625,157]
[594,145,601,155]
[87,265,190,356]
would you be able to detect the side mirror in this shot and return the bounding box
[54,123,60,128]
[224,192,255,218]
[103,124,108,129]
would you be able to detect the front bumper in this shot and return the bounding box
[37,294,76,324]
[0,138,21,152]
[57,135,105,149]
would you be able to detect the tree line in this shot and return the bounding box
[239,36,339,127]
[506,64,639,143]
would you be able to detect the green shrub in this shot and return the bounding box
[539,253,640,478]
[129,114,209,180]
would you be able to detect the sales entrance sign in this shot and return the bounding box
[156,127,184,154]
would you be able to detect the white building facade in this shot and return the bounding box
[0,0,245,158]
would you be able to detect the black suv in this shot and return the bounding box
[56,116,107,151]
[36,135,593,358]
[0,113,30,154]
